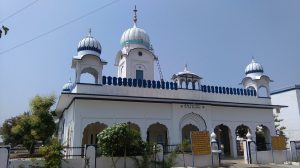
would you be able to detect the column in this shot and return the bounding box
[230,128,238,158]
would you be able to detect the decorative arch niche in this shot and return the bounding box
[179,113,207,132]
[80,67,99,84]
[146,122,168,145]
[81,122,107,146]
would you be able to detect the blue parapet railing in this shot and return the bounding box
[199,84,256,97]
[100,76,257,96]
[101,76,178,91]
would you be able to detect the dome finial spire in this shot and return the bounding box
[184,64,188,71]
[133,5,138,27]
[252,56,255,63]
[88,28,92,36]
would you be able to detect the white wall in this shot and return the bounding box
[256,150,288,164]
[67,98,275,155]
[271,89,300,141]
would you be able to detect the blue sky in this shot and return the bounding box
[1,0,300,124]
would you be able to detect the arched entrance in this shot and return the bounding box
[256,125,271,151]
[214,124,232,156]
[147,123,168,145]
[82,122,107,146]
[235,124,251,156]
[127,122,141,134]
[182,124,199,142]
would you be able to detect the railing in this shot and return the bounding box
[200,85,257,97]
[62,146,85,159]
[100,76,257,97]
[290,141,300,162]
[9,146,42,159]
[256,142,271,151]
[102,76,178,90]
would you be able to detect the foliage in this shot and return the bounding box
[274,110,287,137]
[39,138,64,168]
[176,139,189,167]
[131,142,155,168]
[236,125,248,138]
[0,115,21,146]
[154,151,177,168]
[97,123,145,157]
[0,95,56,154]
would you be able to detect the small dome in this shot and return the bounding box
[62,80,75,92]
[172,64,202,80]
[120,26,150,49]
[245,59,264,75]
[77,30,102,56]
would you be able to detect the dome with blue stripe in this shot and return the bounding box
[77,30,102,57]
[120,26,150,49]
[245,59,264,75]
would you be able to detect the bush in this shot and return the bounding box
[97,123,145,157]
[39,138,64,168]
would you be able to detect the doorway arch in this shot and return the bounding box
[214,124,232,156]
[82,122,107,146]
[147,123,168,145]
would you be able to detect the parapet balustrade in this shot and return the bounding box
[78,76,257,97]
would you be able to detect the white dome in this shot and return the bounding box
[172,64,202,80]
[62,80,75,92]
[245,59,264,75]
[77,31,101,57]
[120,26,150,49]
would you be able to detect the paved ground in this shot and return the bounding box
[218,159,300,168]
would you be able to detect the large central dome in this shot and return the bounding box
[120,6,151,49]
[120,27,150,49]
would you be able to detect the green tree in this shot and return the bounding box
[97,123,145,168]
[274,110,287,137]
[0,116,22,145]
[1,95,56,154]
[29,95,56,143]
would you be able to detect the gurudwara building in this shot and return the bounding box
[55,7,284,158]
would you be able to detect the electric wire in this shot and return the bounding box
[0,0,120,55]
[0,0,40,24]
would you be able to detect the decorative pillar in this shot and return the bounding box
[230,128,238,158]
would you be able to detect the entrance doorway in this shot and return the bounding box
[214,124,231,156]
[235,124,251,156]
[147,123,168,145]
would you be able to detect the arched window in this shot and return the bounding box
[80,67,98,84]
[182,124,199,142]
[82,122,107,146]
[258,86,268,97]
[147,123,168,145]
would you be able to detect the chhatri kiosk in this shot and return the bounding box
[55,7,283,159]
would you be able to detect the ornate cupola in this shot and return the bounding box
[72,29,107,84]
[172,64,202,90]
[115,6,156,81]
[241,58,272,97]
